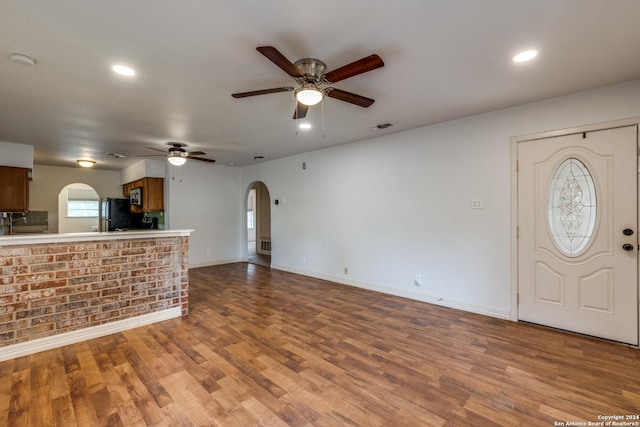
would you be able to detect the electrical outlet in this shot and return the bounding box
[302,257,306,264]
[471,198,483,209]
[414,274,422,286]
[344,267,348,275]
[206,250,212,257]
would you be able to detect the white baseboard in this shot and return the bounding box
[0,307,181,362]
[271,264,511,321]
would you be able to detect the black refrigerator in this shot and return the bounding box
[100,198,144,231]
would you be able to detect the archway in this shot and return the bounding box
[57,183,100,233]
[245,181,271,267]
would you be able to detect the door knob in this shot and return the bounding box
[623,228,634,236]
[622,243,635,251]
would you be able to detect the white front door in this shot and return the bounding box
[518,126,638,345]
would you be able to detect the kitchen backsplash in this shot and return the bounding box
[144,211,165,229]
[4,210,48,234]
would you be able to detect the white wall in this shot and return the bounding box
[240,80,640,320]
[120,159,165,184]
[30,165,123,233]
[166,161,243,267]
[0,141,33,169]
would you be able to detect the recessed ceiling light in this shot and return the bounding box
[112,64,136,76]
[77,160,96,168]
[299,123,312,130]
[513,50,538,63]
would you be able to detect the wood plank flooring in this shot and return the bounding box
[1,262,639,426]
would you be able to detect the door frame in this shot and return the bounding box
[243,180,272,264]
[510,117,640,342]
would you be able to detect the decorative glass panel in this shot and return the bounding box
[547,158,597,256]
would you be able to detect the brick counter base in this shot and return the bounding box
[0,236,189,348]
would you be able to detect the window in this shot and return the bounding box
[247,189,255,229]
[247,211,254,229]
[547,157,597,256]
[67,200,99,218]
[66,188,99,218]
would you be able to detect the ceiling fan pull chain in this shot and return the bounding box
[294,97,299,135]
[321,97,325,138]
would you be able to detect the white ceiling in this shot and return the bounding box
[2,1,640,169]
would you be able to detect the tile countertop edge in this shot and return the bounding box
[0,230,194,246]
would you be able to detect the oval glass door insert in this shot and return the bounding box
[547,157,597,256]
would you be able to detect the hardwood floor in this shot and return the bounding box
[1,263,639,426]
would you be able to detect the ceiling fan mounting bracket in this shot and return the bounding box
[293,58,327,85]
[167,142,187,156]
[167,142,187,148]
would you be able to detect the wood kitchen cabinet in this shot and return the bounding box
[0,166,29,212]
[122,182,133,197]
[123,177,164,212]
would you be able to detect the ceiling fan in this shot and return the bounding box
[231,46,384,119]
[142,142,216,166]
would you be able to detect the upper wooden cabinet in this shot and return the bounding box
[122,179,143,198]
[0,166,29,212]
[122,177,164,212]
[122,182,133,197]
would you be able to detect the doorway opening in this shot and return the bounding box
[246,181,271,267]
[57,183,100,233]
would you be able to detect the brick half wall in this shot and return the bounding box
[0,236,189,348]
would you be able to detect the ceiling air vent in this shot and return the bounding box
[372,123,394,130]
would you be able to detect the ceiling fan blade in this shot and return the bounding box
[232,87,294,98]
[324,54,384,83]
[135,154,167,157]
[326,88,375,107]
[145,146,169,153]
[186,151,205,156]
[186,156,216,163]
[292,102,309,119]
[256,46,304,78]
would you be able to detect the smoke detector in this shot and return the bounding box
[10,53,36,67]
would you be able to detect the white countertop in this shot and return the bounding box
[0,229,193,247]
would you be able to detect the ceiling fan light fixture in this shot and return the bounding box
[167,155,187,166]
[295,86,324,106]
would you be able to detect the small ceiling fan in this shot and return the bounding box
[141,142,216,166]
[232,46,384,119]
